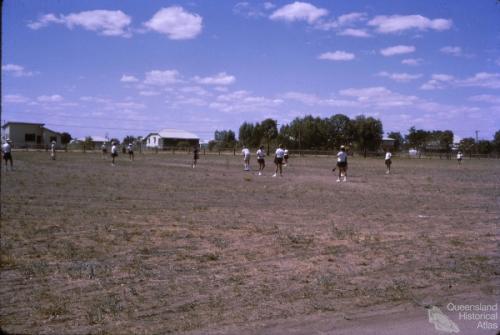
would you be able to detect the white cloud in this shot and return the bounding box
[368,15,452,34]
[37,94,64,102]
[120,74,139,83]
[4,94,29,103]
[339,86,418,107]
[264,2,276,10]
[210,90,283,113]
[377,71,422,82]
[144,70,180,85]
[193,72,236,85]
[459,72,500,89]
[283,91,356,107]
[401,58,423,66]
[337,12,367,26]
[2,64,34,77]
[468,94,500,104]
[380,45,415,56]
[337,28,370,38]
[233,2,275,18]
[144,6,202,40]
[440,46,462,56]
[420,74,455,90]
[139,91,161,96]
[270,2,328,24]
[29,10,132,37]
[318,51,355,61]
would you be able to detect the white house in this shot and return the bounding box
[144,129,200,149]
[1,122,62,148]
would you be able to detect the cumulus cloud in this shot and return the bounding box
[144,6,202,40]
[420,74,455,90]
[270,2,328,24]
[380,45,415,56]
[377,71,422,82]
[143,70,180,85]
[210,90,283,113]
[193,72,236,85]
[233,2,275,18]
[318,51,355,61]
[28,10,132,37]
[468,94,500,104]
[37,94,64,102]
[4,94,29,103]
[120,74,139,83]
[368,14,452,34]
[339,86,418,107]
[282,91,357,107]
[401,58,423,66]
[440,46,462,56]
[2,64,34,77]
[459,72,500,89]
[337,28,370,38]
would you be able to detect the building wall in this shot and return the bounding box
[42,129,62,148]
[146,134,162,148]
[3,124,44,148]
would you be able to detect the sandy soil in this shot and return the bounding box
[1,151,498,334]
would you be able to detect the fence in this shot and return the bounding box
[9,144,500,160]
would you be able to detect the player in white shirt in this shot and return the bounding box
[456,151,463,165]
[385,151,392,174]
[111,142,118,166]
[273,144,285,177]
[50,141,56,160]
[283,148,289,166]
[335,145,348,182]
[256,146,265,176]
[242,146,251,171]
[127,143,134,161]
[2,139,13,171]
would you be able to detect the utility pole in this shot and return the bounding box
[475,130,479,143]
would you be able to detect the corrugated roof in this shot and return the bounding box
[157,129,199,140]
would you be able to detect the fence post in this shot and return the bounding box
[233,148,236,156]
[203,148,206,156]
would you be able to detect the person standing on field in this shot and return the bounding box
[256,146,265,176]
[457,151,463,165]
[50,141,56,160]
[283,148,289,166]
[273,144,285,177]
[242,146,251,171]
[127,143,134,161]
[111,142,118,166]
[336,145,348,182]
[385,150,392,174]
[192,146,199,168]
[2,139,13,171]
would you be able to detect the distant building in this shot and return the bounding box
[75,136,108,149]
[144,129,200,149]
[1,122,62,148]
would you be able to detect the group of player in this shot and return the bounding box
[1,138,468,176]
[241,145,289,177]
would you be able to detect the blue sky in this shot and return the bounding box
[3,0,500,142]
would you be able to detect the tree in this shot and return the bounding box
[123,135,137,145]
[83,136,94,150]
[387,131,404,151]
[476,140,493,154]
[238,122,255,147]
[328,114,353,149]
[352,115,383,156]
[493,130,500,154]
[459,137,476,154]
[406,127,429,150]
[259,118,278,153]
[61,132,72,145]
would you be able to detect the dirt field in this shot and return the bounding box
[1,151,499,334]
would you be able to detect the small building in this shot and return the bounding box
[144,129,200,149]
[76,136,108,149]
[1,122,62,148]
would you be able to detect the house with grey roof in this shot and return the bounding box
[144,129,200,149]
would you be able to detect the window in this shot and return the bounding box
[154,137,156,144]
[25,133,36,142]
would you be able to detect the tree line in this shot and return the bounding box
[209,114,500,154]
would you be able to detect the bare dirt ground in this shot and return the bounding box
[1,151,499,334]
